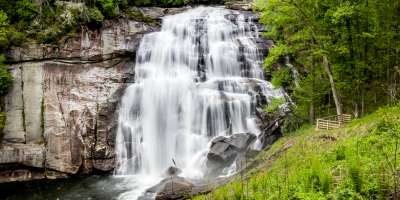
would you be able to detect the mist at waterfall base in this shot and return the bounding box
[0,6,283,200]
[114,6,283,200]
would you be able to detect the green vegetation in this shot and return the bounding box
[0,112,5,143]
[88,7,105,25]
[0,0,233,49]
[264,97,284,114]
[0,55,11,97]
[0,55,11,142]
[195,105,400,200]
[255,0,400,125]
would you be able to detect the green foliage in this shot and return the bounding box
[257,0,400,121]
[7,28,26,46]
[15,0,38,21]
[0,10,10,50]
[195,105,400,200]
[88,7,104,25]
[271,68,291,88]
[264,97,284,113]
[0,55,12,97]
[0,0,236,47]
[96,0,118,18]
[0,55,11,141]
[335,145,346,161]
[37,26,63,44]
[0,112,6,143]
[264,43,291,71]
[232,182,243,200]
[348,160,362,193]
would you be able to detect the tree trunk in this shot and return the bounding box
[309,103,315,124]
[323,56,343,115]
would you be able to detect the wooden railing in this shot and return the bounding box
[316,114,352,130]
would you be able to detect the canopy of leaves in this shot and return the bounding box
[256,0,400,123]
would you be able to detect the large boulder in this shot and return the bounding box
[256,103,291,149]
[225,2,253,11]
[205,133,256,176]
[145,176,194,200]
[138,7,191,21]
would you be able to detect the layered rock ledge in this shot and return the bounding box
[0,16,161,183]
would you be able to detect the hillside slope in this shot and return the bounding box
[195,105,400,199]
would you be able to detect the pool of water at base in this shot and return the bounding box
[0,175,158,200]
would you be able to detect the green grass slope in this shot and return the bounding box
[195,105,400,200]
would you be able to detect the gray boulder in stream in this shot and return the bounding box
[205,133,256,176]
[144,176,194,200]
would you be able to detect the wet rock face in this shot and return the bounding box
[206,133,256,176]
[0,18,156,183]
[256,103,291,149]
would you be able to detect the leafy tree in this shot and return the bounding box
[0,11,9,50]
[256,0,400,122]
[96,0,118,18]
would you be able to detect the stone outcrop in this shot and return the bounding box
[205,133,256,176]
[145,176,194,200]
[0,17,158,183]
[225,2,253,11]
[256,102,291,149]
[138,6,191,21]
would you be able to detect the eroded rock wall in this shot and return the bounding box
[0,18,157,183]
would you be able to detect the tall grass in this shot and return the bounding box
[194,105,400,200]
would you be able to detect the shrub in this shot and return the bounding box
[0,10,10,50]
[88,7,104,25]
[264,43,291,71]
[36,26,62,44]
[271,67,292,88]
[15,0,38,22]
[7,28,26,46]
[348,161,362,193]
[335,145,346,161]
[0,112,6,143]
[0,55,12,96]
[264,97,284,113]
[96,0,118,18]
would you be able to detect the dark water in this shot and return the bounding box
[0,176,139,200]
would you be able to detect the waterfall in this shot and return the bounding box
[115,6,283,199]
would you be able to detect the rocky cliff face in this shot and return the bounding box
[0,17,159,183]
[0,6,277,183]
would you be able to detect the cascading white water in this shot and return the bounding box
[115,6,283,199]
